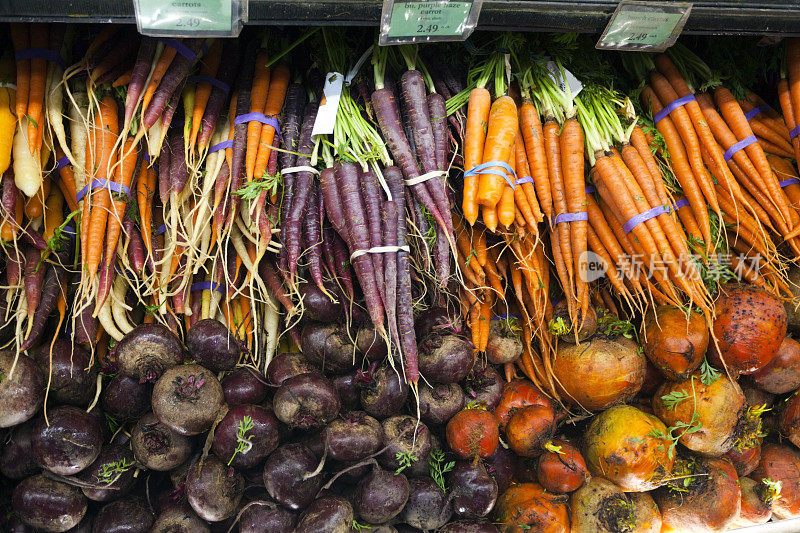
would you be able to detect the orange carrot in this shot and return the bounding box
[463,88,491,224]
[9,24,29,121]
[84,95,119,284]
[140,44,178,116]
[519,100,552,220]
[189,40,223,148]
[245,51,271,181]
[560,117,586,318]
[26,24,48,158]
[477,96,518,207]
[252,63,290,180]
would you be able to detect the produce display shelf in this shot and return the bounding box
[1,0,800,36]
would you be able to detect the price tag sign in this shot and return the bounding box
[596,1,692,52]
[379,0,483,46]
[134,0,248,37]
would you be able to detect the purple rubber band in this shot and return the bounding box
[744,104,771,121]
[188,75,230,95]
[143,152,152,164]
[672,198,690,209]
[56,156,69,170]
[780,178,800,188]
[158,38,196,63]
[155,224,168,235]
[191,281,223,293]
[790,125,800,141]
[75,179,131,202]
[515,176,533,185]
[492,313,520,321]
[653,94,696,124]
[62,225,76,235]
[585,185,595,194]
[623,204,669,234]
[723,135,757,162]
[209,139,233,153]
[552,212,588,225]
[234,113,282,141]
[15,48,65,69]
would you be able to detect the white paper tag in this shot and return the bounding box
[312,72,344,138]
[545,61,583,98]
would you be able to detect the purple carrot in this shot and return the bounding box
[2,168,16,221]
[283,103,319,282]
[384,166,418,384]
[257,144,280,241]
[401,70,453,236]
[125,37,158,128]
[189,280,202,328]
[371,88,447,236]
[302,184,325,294]
[96,55,136,86]
[411,196,431,272]
[20,263,67,351]
[360,169,385,300]
[142,38,203,130]
[321,221,337,279]
[213,160,231,237]
[331,231,354,302]
[278,82,306,270]
[158,139,172,205]
[91,30,139,84]
[20,226,47,251]
[161,76,187,136]
[125,218,146,273]
[259,259,296,315]
[6,246,23,287]
[428,92,452,286]
[334,162,385,334]
[382,200,400,355]
[170,130,189,195]
[23,246,45,319]
[198,40,241,149]
[75,299,98,346]
[319,167,347,240]
[96,256,115,313]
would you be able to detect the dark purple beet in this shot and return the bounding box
[439,521,501,533]
[415,307,462,340]
[301,322,357,374]
[212,404,280,469]
[65,515,93,533]
[0,351,44,427]
[186,455,244,522]
[131,412,192,471]
[222,367,269,405]
[299,283,342,322]
[360,365,409,419]
[31,405,103,475]
[76,445,136,502]
[483,445,515,494]
[356,326,389,361]
[323,411,383,461]
[239,499,297,533]
[333,373,360,410]
[152,364,224,436]
[419,382,465,426]
[151,503,210,533]
[418,334,474,384]
[448,460,498,518]
[101,374,151,420]
[263,443,324,511]
[463,364,503,411]
[355,467,410,524]
[0,420,40,479]
[92,497,154,533]
[379,416,432,472]
[295,495,354,533]
[401,477,453,530]
[115,323,184,382]
[273,372,340,429]
[32,340,97,406]
[12,474,87,532]
[266,352,317,386]
[186,318,243,372]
